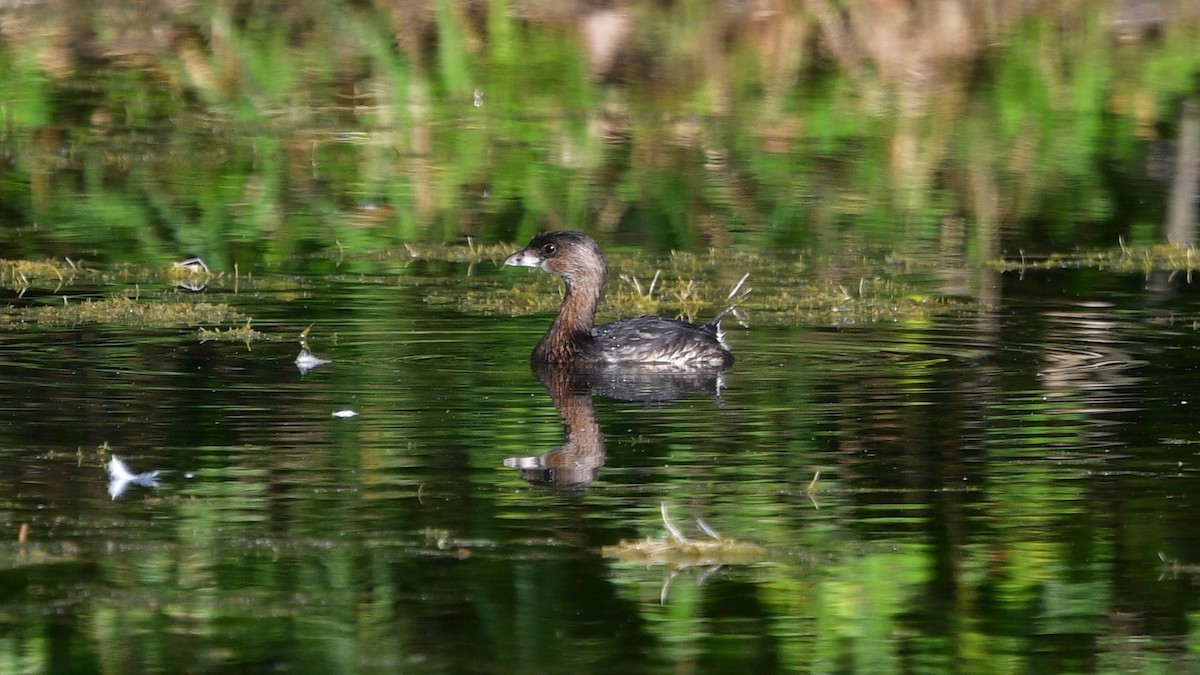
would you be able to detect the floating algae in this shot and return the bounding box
[418,239,973,326]
[993,242,1200,276]
[167,257,213,291]
[0,258,95,292]
[440,273,737,324]
[0,256,289,295]
[198,319,269,344]
[602,503,767,568]
[0,295,245,329]
[402,240,516,264]
[448,272,969,326]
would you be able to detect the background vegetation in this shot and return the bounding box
[0,0,1197,265]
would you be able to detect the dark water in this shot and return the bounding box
[2,261,1199,674]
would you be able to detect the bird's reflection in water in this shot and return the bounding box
[504,365,605,488]
[504,364,725,488]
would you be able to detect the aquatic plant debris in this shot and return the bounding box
[448,274,967,326]
[601,503,767,568]
[1158,552,1200,579]
[0,258,93,291]
[198,320,268,344]
[993,243,1200,275]
[168,256,213,291]
[416,240,974,326]
[401,239,516,264]
[1,257,282,294]
[0,295,245,329]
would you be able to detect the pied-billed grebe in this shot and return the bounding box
[504,231,736,368]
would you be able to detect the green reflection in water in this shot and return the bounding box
[0,2,1196,262]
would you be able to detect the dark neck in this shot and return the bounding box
[534,273,603,364]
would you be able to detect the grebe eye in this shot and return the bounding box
[541,242,558,256]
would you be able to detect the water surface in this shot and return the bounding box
[1,258,1199,673]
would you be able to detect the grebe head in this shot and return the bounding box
[504,231,606,286]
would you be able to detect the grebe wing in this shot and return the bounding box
[591,316,731,368]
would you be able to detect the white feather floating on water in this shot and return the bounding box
[107,455,161,500]
[295,348,331,374]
